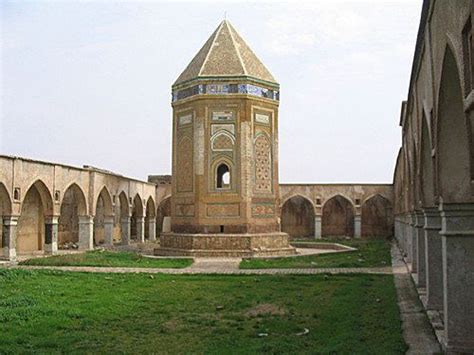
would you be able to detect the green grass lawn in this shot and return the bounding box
[0,269,406,353]
[19,250,193,269]
[240,239,392,269]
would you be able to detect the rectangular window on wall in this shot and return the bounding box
[462,17,473,95]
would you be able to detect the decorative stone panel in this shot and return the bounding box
[251,203,275,217]
[254,134,272,193]
[212,133,234,151]
[177,137,193,192]
[175,204,195,217]
[206,203,240,217]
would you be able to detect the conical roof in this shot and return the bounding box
[173,20,277,86]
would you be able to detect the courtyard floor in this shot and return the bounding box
[0,242,440,354]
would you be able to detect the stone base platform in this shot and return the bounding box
[155,232,297,257]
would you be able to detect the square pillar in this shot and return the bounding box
[2,216,18,261]
[410,212,418,272]
[414,211,426,287]
[44,216,59,254]
[121,217,131,245]
[354,215,361,239]
[162,216,171,233]
[148,220,156,241]
[78,216,94,251]
[314,215,322,239]
[405,214,413,263]
[104,216,114,246]
[136,217,145,243]
[423,207,443,311]
[394,218,400,245]
[440,203,474,353]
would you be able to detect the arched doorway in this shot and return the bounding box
[322,195,354,238]
[17,180,53,254]
[281,196,315,238]
[156,197,171,236]
[93,187,113,245]
[361,195,392,239]
[437,46,471,202]
[131,194,144,241]
[145,197,156,240]
[58,184,87,249]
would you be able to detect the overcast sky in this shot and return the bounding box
[1,0,421,183]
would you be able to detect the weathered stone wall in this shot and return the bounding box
[393,1,474,352]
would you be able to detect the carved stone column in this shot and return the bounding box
[136,217,145,243]
[314,215,322,239]
[121,217,131,245]
[354,215,361,239]
[410,212,418,272]
[44,216,59,254]
[78,216,94,251]
[414,211,426,287]
[440,203,474,353]
[103,216,114,246]
[405,213,413,263]
[2,216,18,261]
[148,220,156,242]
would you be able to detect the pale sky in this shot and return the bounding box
[1,0,421,183]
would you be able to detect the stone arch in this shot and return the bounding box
[17,180,53,254]
[281,195,315,238]
[322,195,354,238]
[93,186,114,245]
[156,196,171,236]
[131,194,144,240]
[420,110,435,207]
[437,45,471,203]
[0,183,12,250]
[361,194,393,239]
[211,131,235,151]
[58,183,87,249]
[145,197,156,240]
[21,179,54,216]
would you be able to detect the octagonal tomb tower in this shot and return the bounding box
[158,20,295,256]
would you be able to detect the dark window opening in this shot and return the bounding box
[13,188,20,201]
[462,17,473,94]
[220,225,224,233]
[216,163,230,189]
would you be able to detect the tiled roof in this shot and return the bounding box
[173,20,277,86]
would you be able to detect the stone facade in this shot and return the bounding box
[393,1,474,352]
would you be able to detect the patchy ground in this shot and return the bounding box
[240,240,392,269]
[0,269,406,353]
[18,250,193,269]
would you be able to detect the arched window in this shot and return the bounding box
[216,163,230,189]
